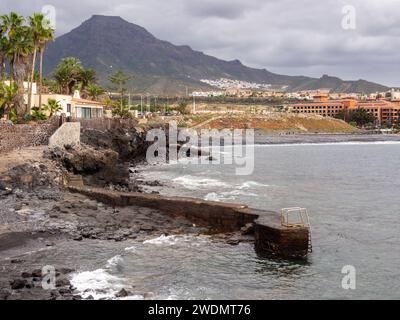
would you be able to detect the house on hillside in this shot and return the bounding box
[34,91,104,119]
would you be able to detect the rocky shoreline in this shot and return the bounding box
[0,126,249,300]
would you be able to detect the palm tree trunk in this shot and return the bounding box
[0,53,5,80]
[12,56,27,117]
[39,48,44,109]
[27,47,37,113]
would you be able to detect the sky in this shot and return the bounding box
[1,0,399,86]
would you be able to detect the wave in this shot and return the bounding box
[106,255,123,268]
[204,192,232,202]
[70,268,126,300]
[204,189,258,202]
[143,234,210,246]
[173,175,230,190]
[124,246,137,253]
[238,181,269,189]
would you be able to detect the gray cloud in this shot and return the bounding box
[1,0,399,86]
[183,0,261,19]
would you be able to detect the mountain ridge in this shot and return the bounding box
[44,15,389,95]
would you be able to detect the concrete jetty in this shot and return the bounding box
[68,185,311,259]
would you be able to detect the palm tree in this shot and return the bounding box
[53,57,83,95]
[0,82,17,117]
[42,98,61,116]
[108,70,132,113]
[86,84,105,101]
[0,20,7,80]
[37,23,54,110]
[78,68,96,93]
[1,13,35,117]
[1,12,24,80]
[27,13,48,112]
[1,12,24,40]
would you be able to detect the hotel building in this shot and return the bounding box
[290,95,400,126]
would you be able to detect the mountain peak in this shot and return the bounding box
[83,15,137,27]
[90,14,123,19]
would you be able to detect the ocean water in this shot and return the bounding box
[71,141,400,300]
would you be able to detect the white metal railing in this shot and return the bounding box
[281,207,312,253]
[281,207,311,228]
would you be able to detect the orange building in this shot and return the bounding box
[290,99,357,118]
[290,99,400,126]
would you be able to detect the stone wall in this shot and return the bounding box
[0,119,59,153]
[69,185,258,232]
[77,118,139,131]
[49,122,81,148]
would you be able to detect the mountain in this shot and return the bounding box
[44,15,389,95]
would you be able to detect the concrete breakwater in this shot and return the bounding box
[68,185,311,259]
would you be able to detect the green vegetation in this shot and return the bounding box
[0,11,54,120]
[24,107,48,121]
[52,57,98,95]
[176,102,190,115]
[27,13,55,112]
[86,84,105,101]
[0,82,17,119]
[336,108,375,128]
[108,70,132,119]
[42,98,61,117]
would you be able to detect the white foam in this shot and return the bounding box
[70,268,125,300]
[204,192,228,202]
[124,246,137,253]
[173,175,229,190]
[143,235,183,246]
[143,235,210,246]
[106,255,123,268]
[204,189,257,202]
[238,181,269,189]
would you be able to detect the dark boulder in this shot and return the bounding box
[10,279,28,290]
[115,288,130,298]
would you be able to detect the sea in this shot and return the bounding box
[68,135,400,300]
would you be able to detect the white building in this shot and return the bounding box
[34,91,104,119]
[192,91,225,97]
[390,89,400,101]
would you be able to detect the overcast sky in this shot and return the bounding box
[2,0,399,86]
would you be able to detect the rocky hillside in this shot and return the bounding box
[44,15,388,95]
[197,114,358,133]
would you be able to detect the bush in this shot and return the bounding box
[176,102,190,115]
[10,108,18,123]
[349,121,357,127]
[23,114,34,121]
[31,108,48,121]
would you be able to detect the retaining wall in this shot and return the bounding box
[68,185,310,258]
[0,118,59,153]
[49,122,81,148]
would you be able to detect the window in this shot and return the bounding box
[92,108,103,118]
[75,106,92,119]
[67,104,71,113]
